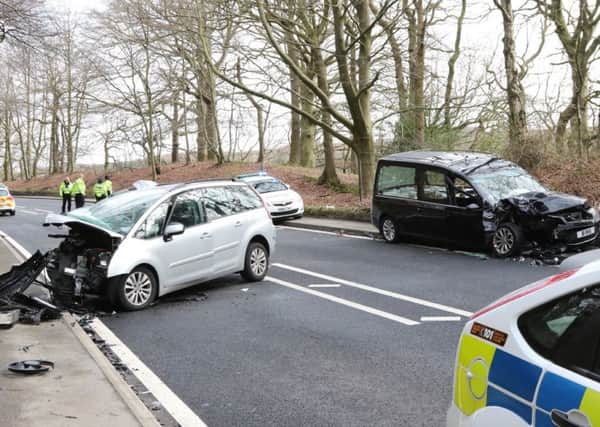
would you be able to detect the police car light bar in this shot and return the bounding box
[471,268,580,320]
[235,171,268,179]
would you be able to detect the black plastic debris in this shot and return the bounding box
[0,251,63,324]
[8,360,54,374]
[0,251,46,297]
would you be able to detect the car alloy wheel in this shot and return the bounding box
[493,227,515,256]
[242,241,269,282]
[250,247,267,277]
[381,218,398,243]
[124,271,153,306]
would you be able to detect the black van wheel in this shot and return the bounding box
[491,223,523,257]
[380,217,400,243]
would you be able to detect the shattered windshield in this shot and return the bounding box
[253,180,287,194]
[470,166,545,204]
[68,189,168,235]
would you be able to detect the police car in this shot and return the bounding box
[236,172,304,221]
[448,263,600,427]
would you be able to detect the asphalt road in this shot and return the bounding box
[4,197,553,427]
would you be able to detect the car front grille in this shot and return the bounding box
[271,208,299,217]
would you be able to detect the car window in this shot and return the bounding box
[229,186,262,213]
[376,165,417,199]
[135,201,170,239]
[202,186,233,220]
[452,178,479,208]
[253,180,287,194]
[421,170,449,204]
[0,189,9,197]
[518,286,600,377]
[169,190,206,228]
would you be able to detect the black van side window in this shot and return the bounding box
[422,170,449,203]
[376,165,417,199]
[518,286,600,379]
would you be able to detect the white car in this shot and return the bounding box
[447,263,600,427]
[0,187,16,215]
[237,173,304,221]
[44,180,276,310]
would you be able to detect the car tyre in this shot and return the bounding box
[380,217,400,243]
[241,241,269,282]
[491,223,523,258]
[111,266,158,311]
[10,210,15,216]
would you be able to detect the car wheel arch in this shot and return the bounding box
[249,234,270,256]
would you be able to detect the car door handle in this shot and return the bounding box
[551,409,588,427]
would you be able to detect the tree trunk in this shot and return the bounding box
[313,45,339,185]
[444,0,467,127]
[299,76,316,168]
[171,97,179,163]
[495,0,528,154]
[50,88,60,174]
[196,96,207,161]
[286,31,301,165]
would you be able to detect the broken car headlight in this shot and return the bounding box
[587,207,600,222]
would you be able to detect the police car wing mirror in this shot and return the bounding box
[164,222,185,241]
[551,409,588,427]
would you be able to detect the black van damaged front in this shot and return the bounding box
[372,151,600,258]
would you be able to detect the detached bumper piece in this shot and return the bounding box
[0,251,61,325]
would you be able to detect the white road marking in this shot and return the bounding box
[20,209,40,215]
[273,263,473,317]
[35,208,53,214]
[90,319,208,427]
[266,276,419,326]
[0,231,206,427]
[308,284,341,288]
[277,225,374,240]
[420,316,462,322]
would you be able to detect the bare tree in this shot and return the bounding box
[535,0,600,156]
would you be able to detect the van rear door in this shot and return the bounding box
[372,162,421,237]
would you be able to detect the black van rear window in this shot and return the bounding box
[376,165,417,199]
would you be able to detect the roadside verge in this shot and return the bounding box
[0,231,161,427]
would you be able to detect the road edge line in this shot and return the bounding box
[63,312,162,427]
[0,229,164,427]
[91,318,209,427]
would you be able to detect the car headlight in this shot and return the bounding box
[587,207,600,222]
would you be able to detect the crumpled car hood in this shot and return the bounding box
[502,191,588,215]
[43,213,124,239]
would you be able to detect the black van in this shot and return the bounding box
[371,151,600,257]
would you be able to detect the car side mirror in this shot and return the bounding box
[164,222,185,241]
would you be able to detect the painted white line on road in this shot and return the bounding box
[308,284,341,288]
[0,230,31,261]
[0,231,205,427]
[91,319,209,427]
[267,276,419,326]
[277,225,374,240]
[273,263,473,318]
[20,209,40,215]
[35,208,53,214]
[420,316,462,322]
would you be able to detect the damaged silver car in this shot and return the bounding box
[38,180,276,310]
[372,151,600,257]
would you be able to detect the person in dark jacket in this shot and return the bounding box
[59,177,73,213]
